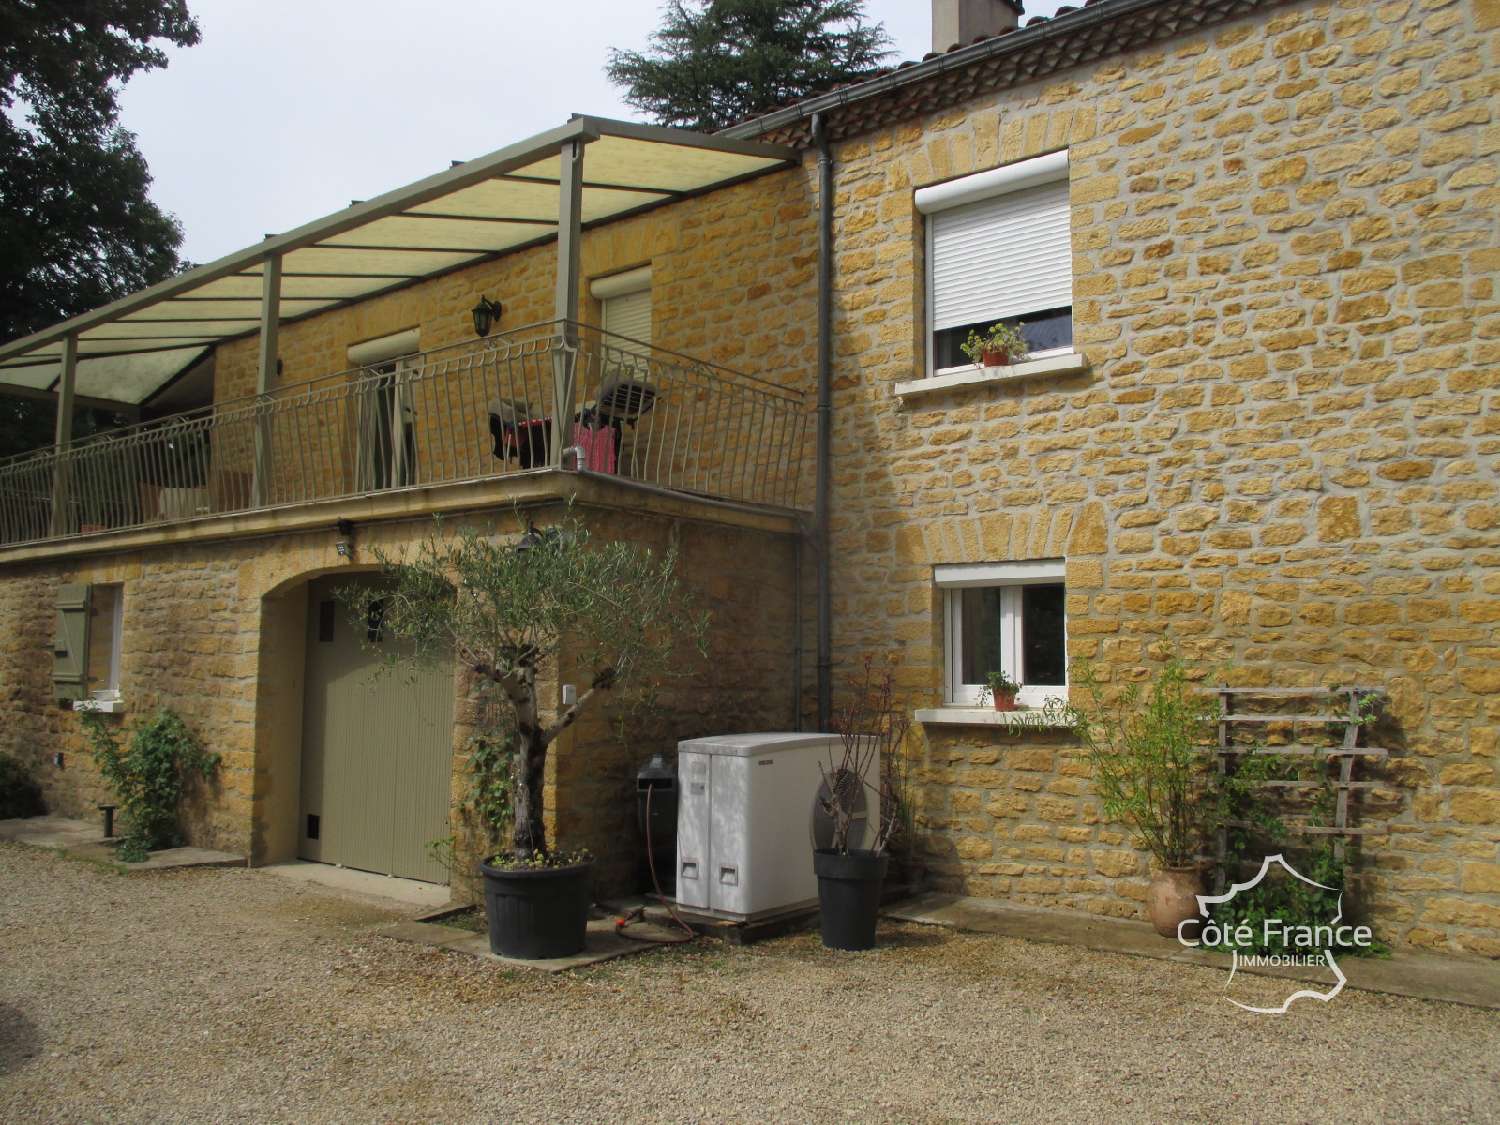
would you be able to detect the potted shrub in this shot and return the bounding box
[960,321,1029,368]
[978,669,1021,712]
[1057,658,1218,938]
[348,515,703,959]
[814,655,909,951]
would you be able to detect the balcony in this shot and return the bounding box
[0,322,810,550]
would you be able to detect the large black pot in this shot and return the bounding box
[479,858,594,959]
[814,848,889,951]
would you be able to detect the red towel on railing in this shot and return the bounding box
[571,422,617,475]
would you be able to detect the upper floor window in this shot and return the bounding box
[917,151,1073,376]
[592,266,652,358]
[348,329,421,491]
[937,560,1067,708]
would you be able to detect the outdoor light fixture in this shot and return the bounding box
[514,522,567,555]
[514,521,545,554]
[335,518,355,559]
[471,296,503,337]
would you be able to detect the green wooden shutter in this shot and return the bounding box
[52,583,92,702]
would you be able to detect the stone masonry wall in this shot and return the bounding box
[822,0,1499,955]
[211,168,819,407]
[0,491,797,903]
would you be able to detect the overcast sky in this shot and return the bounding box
[116,1,1068,264]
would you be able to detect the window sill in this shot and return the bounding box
[914,707,1071,729]
[894,352,1089,401]
[73,697,125,714]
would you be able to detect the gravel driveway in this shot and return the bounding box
[1,842,1496,1123]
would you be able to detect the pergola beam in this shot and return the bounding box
[552,139,584,466]
[257,254,282,394]
[49,333,78,535]
[252,255,281,505]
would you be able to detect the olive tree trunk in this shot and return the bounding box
[496,663,549,861]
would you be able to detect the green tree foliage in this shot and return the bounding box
[0,2,200,458]
[343,516,706,864]
[607,0,891,132]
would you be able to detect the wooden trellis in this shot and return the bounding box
[1212,685,1389,893]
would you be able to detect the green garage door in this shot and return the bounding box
[298,575,454,883]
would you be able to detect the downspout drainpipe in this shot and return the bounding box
[792,535,803,731]
[813,112,833,731]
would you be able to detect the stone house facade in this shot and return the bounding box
[0,0,1496,955]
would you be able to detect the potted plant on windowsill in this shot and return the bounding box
[343,513,703,960]
[814,655,909,951]
[978,669,1022,712]
[960,322,1030,368]
[1057,657,1219,938]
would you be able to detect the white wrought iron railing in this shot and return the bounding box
[0,321,810,548]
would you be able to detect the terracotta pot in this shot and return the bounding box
[1147,865,1203,939]
[992,691,1019,712]
[980,347,1011,367]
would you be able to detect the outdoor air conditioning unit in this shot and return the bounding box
[675,732,880,921]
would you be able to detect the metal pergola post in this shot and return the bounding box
[48,333,78,536]
[252,254,281,506]
[551,139,584,467]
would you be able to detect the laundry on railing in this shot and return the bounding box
[490,414,551,470]
[571,421,617,475]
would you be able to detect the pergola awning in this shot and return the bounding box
[0,117,799,408]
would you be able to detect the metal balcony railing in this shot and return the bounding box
[0,321,810,548]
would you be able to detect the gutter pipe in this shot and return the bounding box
[813,112,833,730]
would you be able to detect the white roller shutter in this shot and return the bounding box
[601,286,652,347]
[603,288,651,346]
[928,177,1072,332]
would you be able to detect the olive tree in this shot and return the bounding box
[349,516,704,863]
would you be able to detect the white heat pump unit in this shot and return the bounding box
[675,732,880,921]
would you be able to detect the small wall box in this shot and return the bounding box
[675,732,879,921]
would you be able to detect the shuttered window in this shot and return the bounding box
[52,583,92,702]
[593,267,652,356]
[920,151,1073,371]
[602,287,651,346]
[929,179,1072,331]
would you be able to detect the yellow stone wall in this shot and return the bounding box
[2,0,1496,954]
[817,0,1498,955]
[0,486,798,903]
[211,168,818,404]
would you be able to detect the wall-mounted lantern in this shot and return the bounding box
[471,296,503,337]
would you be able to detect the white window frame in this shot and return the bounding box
[348,330,421,491]
[937,560,1067,708]
[918,150,1073,379]
[94,584,124,701]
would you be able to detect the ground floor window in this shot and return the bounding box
[938,560,1067,707]
[88,583,124,700]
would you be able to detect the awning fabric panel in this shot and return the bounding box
[0,117,797,407]
[3,347,209,402]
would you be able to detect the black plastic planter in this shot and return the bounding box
[813,848,888,951]
[479,858,593,959]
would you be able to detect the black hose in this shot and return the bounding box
[615,781,696,944]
